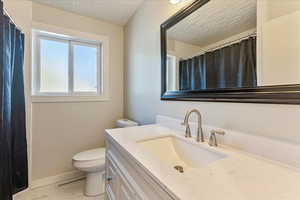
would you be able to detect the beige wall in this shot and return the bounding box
[30,2,124,181]
[167,39,203,59]
[258,0,300,86]
[124,1,300,144]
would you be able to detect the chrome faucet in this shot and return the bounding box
[208,129,225,147]
[181,109,204,142]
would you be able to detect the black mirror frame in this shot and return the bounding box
[161,0,300,104]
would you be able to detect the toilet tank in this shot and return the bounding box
[116,119,138,128]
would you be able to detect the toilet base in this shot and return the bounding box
[85,171,105,196]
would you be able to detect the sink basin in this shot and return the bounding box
[138,136,227,169]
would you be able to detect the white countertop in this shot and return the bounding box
[106,124,300,200]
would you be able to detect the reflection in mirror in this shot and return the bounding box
[166,0,300,92]
[259,0,300,86]
[166,0,257,91]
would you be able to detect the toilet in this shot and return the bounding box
[72,119,138,196]
[72,148,106,196]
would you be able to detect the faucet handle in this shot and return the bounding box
[211,129,225,136]
[209,129,225,147]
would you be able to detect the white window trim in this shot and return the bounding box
[166,53,179,91]
[31,26,110,103]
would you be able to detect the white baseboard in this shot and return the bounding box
[30,170,85,189]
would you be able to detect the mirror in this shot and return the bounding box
[161,0,300,104]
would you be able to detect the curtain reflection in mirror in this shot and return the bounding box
[178,36,257,90]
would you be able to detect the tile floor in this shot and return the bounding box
[14,180,106,200]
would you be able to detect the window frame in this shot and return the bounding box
[166,54,178,91]
[32,29,109,102]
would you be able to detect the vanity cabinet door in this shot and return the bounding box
[119,178,136,200]
[106,158,119,200]
[106,141,175,200]
[106,155,136,200]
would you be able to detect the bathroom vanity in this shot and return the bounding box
[105,127,176,200]
[105,122,300,200]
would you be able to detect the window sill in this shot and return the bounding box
[31,95,110,103]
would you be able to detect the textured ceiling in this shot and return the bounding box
[168,0,257,47]
[30,0,144,25]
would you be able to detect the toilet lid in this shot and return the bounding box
[73,148,106,161]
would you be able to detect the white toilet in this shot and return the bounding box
[72,119,138,196]
[72,148,106,196]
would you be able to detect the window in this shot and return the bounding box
[32,30,108,102]
[40,38,69,93]
[166,54,179,91]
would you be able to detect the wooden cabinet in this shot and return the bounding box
[105,136,176,200]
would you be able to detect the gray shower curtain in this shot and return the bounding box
[179,37,257,90]
[0,1,28,199]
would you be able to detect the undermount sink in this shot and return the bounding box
[138,136,227,169]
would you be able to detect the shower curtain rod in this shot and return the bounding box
[204,32,257,53]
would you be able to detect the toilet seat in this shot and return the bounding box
[73,148,105,162]
[72,148,106,173]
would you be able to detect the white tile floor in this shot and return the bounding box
[14,180,106,200]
